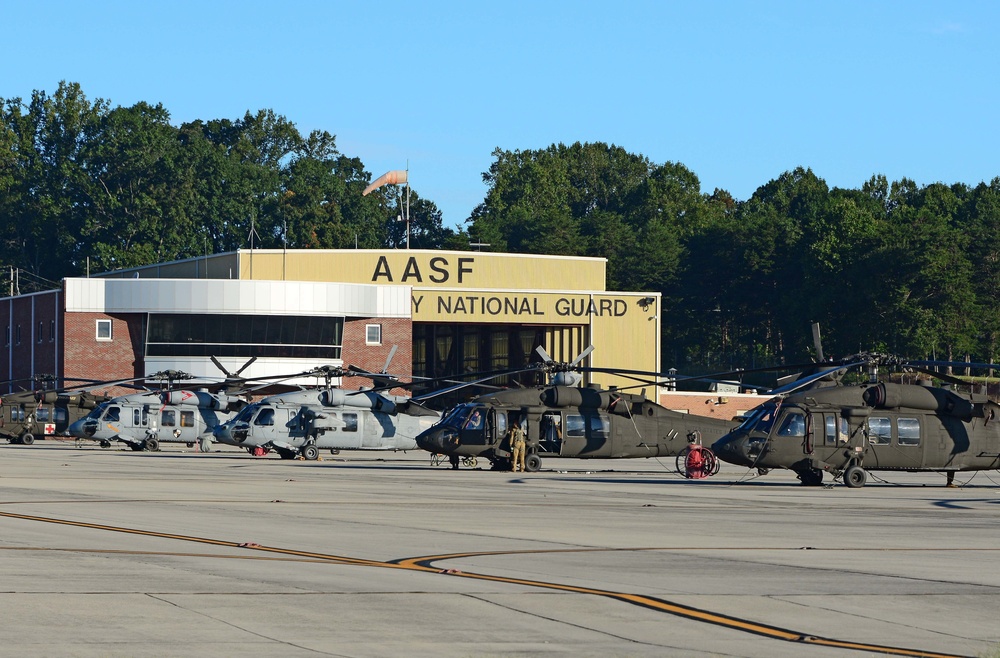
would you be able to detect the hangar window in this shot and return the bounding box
[96,319,112,341]
[146,314,343,360]
[366,324,382,345]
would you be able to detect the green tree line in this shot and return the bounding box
[3,82,999,371]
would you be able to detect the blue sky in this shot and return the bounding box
[5,1,998,229]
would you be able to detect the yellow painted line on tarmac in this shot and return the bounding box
[0,510,972,658]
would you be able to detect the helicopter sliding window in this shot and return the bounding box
[132,407,148,427]
[180,411,194,427]
[162,410,176,427]
[587,415,610,439]
[342,413,358,432]
[824,415,849,445]
[36,408,50,422]
[867,417,891,445]
[53,408,67,424]
[565,414,586,438]
[897,417,920,446]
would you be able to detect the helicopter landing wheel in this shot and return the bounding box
[129,442,145,452]
[844,464,867,488]
[250,446,270,457]
[20,433,34,446]
[524,454,542,472]
[461,456,477,468]
[144,438,159,452]
[100,440,112,449]
[301,444,320,461]
[798,467,823,486]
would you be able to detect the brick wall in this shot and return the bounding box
[0,292,62,389]
[63,312,145,389]
[659,391,763,421]
[341,317,412,394]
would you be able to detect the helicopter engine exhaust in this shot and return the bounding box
[541,386,634,416]
[863,382,975,419]
[161,390,241,411]
[323,389,397,414]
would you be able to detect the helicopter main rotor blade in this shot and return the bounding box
[570,344,594,367]
[382,345,398,374]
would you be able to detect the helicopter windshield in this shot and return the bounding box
[740,404,777,434]
[231,404,258,424]
[84,402,110,420]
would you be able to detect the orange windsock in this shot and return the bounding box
[363,169,408,196]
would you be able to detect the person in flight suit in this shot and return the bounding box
[510,417,526,472]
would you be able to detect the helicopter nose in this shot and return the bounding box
[71,419,97,438]
[711,434,753,467]
[416,427,456,454]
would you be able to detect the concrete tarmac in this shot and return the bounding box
[0,440,998,657]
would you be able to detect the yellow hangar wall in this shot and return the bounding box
[236,249,607,291]
[100,249,660,388]
[231,250,659,388]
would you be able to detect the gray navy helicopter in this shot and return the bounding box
[711,352,1000,487]
[415,346,739,474]
[211,351,444,459]
[67,358,292,452]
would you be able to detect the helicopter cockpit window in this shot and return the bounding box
[867,417,891,445]
[776,412,805,437]
[897,417,920,446]
[342,412,358,432]
[162,410,176,427]
[465,408,485,431]
[254,408,275,427]
[104,406,121,423]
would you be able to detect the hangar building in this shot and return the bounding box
[1,249,662,397]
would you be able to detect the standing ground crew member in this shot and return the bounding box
[510,417,526,472]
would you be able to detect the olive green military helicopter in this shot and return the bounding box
[415,346,739,474]
[0,375,133,446]
[711,352,1000,487]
